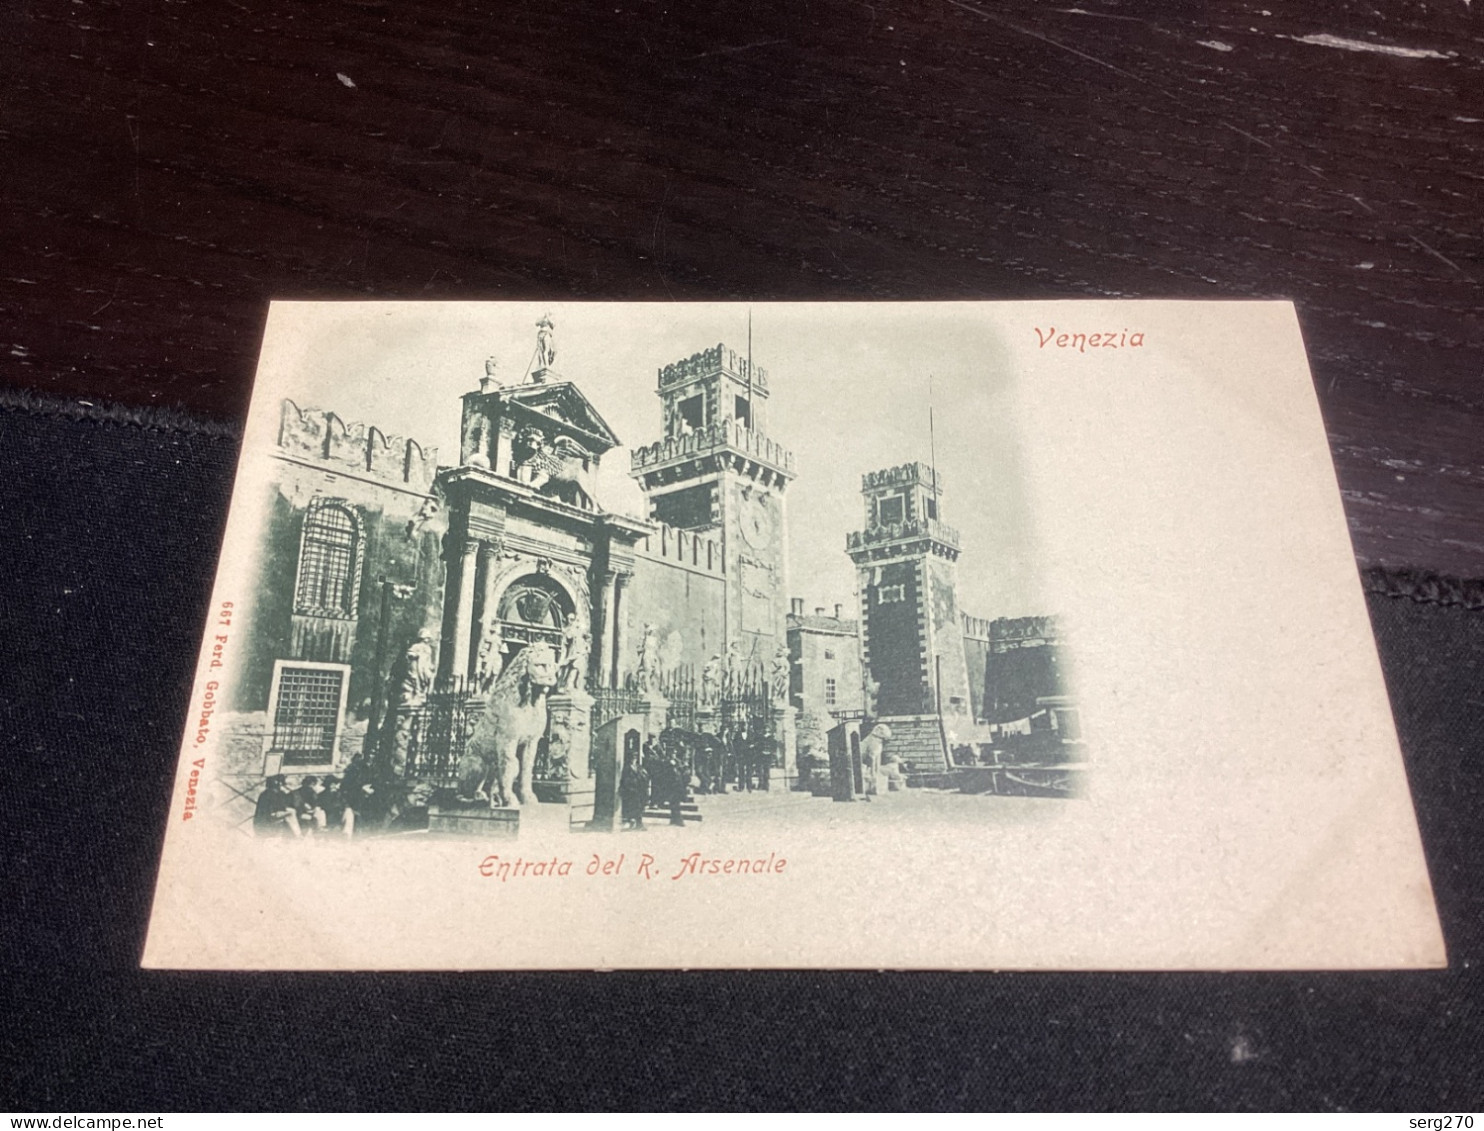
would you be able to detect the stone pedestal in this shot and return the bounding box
[427,801,520,838]
[771,704,798,777]
[827,720,863,803]
[638,690,670,736]
[590,714,646,832]
[390,708,415,777]
[546,687,595,784]
[695,706,721,736]
[546,687,595,822]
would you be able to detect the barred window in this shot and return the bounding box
[270,664,347,766]
[825,678,838,708]
[296,499,360,616]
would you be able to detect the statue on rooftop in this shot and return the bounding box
[535,313,557,373]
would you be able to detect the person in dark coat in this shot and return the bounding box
[665,750,687,826]
[730,726,751,792]
[292,775,327,834]
[754,735,775,792]
[697,733,723,795]
[319,775,349,835]
[253,775,300,837]
[339,754,381,836]
[619,753,650,830]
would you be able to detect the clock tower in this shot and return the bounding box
[629,343,795,662]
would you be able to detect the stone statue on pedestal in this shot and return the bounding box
[534,313,556,375]
[399,630,438,706]
[636,622,659,691]
[722,641,742,697]
[701,653,722,706]
[458,642,559,808]
[769,644,792,705]
[480,356,500,393]
[475,622,505,692]
[861,723,892,798]
[558,622,590,692]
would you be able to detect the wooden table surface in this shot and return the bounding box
[4,0,1481,577]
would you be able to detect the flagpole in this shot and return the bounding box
[929,374,940,511]
[746,308,754,428]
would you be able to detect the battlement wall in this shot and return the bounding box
[989,614,1062,651]
[277,399,439,493]
[630,418,795,476]
[634,519,726,576]
[962,613,993,641]
[658,342,769,392]
[861,462,942,494]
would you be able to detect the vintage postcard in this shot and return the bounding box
[142,300,1445,970]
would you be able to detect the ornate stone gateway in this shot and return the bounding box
[379,323,804,820]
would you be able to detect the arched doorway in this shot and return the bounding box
[489,573,575,677]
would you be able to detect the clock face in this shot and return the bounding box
[740,496,772,549]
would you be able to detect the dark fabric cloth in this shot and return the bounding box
[2,394,1481,1111]
[619,763,649,826]
[291,784,323,825]
[252,785,295,835]
[318,783,348,827]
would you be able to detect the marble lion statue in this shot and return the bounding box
[457,642,559,808]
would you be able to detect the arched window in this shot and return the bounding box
[295,499,361,617]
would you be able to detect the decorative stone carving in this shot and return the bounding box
[546,686,594,784]
[463,410,492,469]
[513,428,596,509]
[701,653,722,707]
[399,630,438,706]
[457,642,559,809]
[557,622,591,692]
[534,313,557,374]
[636,622,659,691]
[769,643,792,705]
[475,622,506,692]
[861,723,893,797]
[721,641,743,696]
[405,495,444,541]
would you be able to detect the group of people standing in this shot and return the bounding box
[618,725,779,830]
[619,736,683,830]
[692,725,775,796]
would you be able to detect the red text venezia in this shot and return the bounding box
[1034,326,1145,352]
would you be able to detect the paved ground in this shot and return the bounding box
[219,775,1071,840]
[615,785,1067,836]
